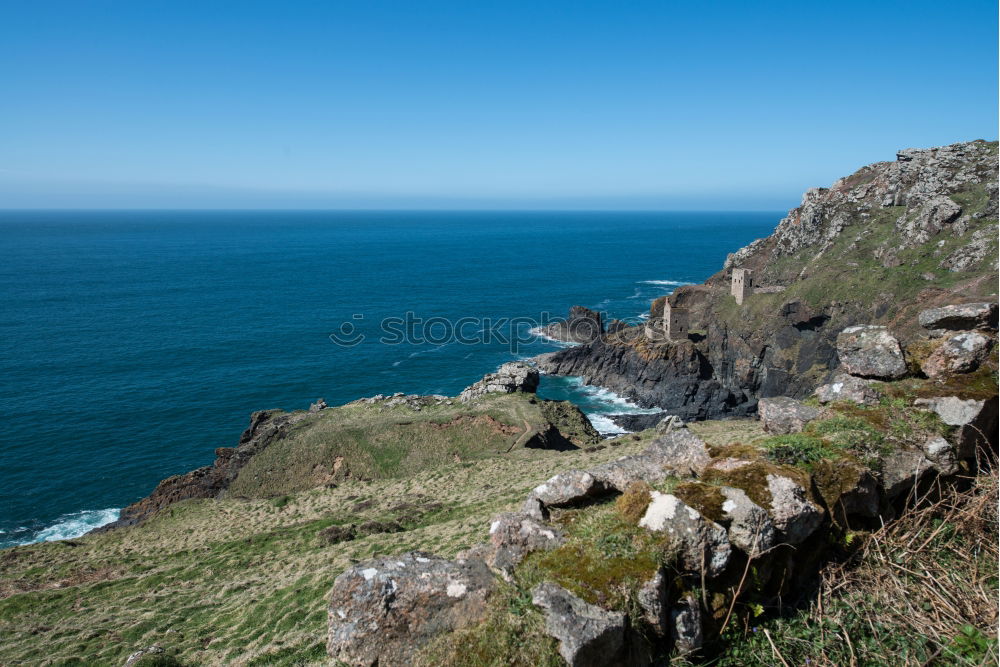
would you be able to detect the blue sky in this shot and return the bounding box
[1,0,996,210]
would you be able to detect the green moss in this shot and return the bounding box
[517,502,666,611]
[673,481,726,522]
[701,461,810,510]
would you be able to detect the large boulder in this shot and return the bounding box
[531,582,626,667]
[459,362,539,402]
[485,512,564,580]
[638,492,731,577]
[758,397,821,434]
[814,373,881,406]
[327,552,495,666]
[835,325,908,380]
[523,470,609,517]
[921,332,993,379]
[918,302,998,332]
[587,455,671,492]
[765,474,824,545]
[643,428,712,476]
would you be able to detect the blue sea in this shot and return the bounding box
[0,210,777,547]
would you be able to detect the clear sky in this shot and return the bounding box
[1,0,997,210]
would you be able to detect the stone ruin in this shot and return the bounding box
[663,300,689,342]
[731,268,752,305]
[644,297,690,343]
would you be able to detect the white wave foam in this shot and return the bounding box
[25,508,120,544]
[638,279,695,287]
[587,414,628,436]
[528,327,578,348]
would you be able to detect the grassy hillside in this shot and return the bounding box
[225,393,597,499]
[0,419,757,666]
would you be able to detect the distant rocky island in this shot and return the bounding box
[1,141,996,666]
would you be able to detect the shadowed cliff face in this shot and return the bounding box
[539,141,999,417]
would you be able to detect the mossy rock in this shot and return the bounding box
[701,461,811,511]
[673,481,726,523]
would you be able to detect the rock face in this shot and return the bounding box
[327,552,495,666]
[921,332,993,379]
[758,396,821,434]
[537,141,997,418]
[919,302,998,331]
[531,582,625,667]
[459,362,540,402]
[539,306,605,344]
[835,326,908,380]
[814,373,881,406]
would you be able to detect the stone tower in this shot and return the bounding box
[731,268,752,305]
[663,300,689,341]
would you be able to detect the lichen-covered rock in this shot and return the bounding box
[637,568,669,638]
[484,512,564,580]
[587,455,670,492]
[765,474,824,545]
[643,428,712,476]
[758,396,821,434]
[670,594,703,655]
[914,395,998,459]
[459,362,540,402]
[327,552,495,666]
[921,332,993,379]
[836,325,908,380]
[531,582,625,667]
[814,373,881,406]
[918,302,999,331]
[639,492,731,577]
[922,436,959,476]
[523,470,608,515]
[881,449,935,499]
[718,486,776,556]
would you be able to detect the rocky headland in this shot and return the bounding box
[537,140,998,421]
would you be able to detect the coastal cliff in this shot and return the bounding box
[539,140,998,419]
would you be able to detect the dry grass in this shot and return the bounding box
[714,470,1000,666]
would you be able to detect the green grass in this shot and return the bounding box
[0,428,650,666]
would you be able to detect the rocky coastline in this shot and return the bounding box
[2,141,997,666]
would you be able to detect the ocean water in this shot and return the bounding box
[0,210,777,547]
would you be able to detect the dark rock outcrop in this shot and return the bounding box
[539,306,605,344]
